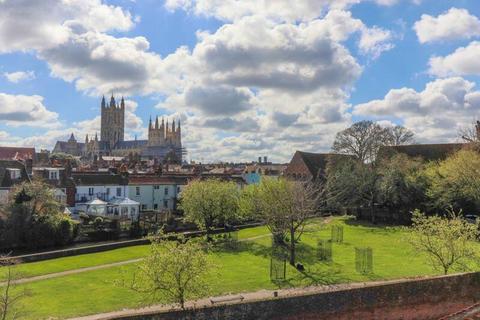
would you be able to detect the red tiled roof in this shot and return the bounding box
[0,146,35,161]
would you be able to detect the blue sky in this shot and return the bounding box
[1,0,480,162]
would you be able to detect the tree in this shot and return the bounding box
[0,181,77,249]
[387,125,415,146]
[120,235,214,309]
[459,120,480,143]
[179,179,240,241]
[332,120,392,163]
[325,157,381,223]
[408,209,479,275]
[239,178,319,266]
[424,149,480,213]
[377,154,427,213]
[0,255,29,320]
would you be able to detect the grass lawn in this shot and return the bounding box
[6,217,480,319]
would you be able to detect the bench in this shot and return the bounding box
[210,294,245,305]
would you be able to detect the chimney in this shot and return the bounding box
[25,158,33,176]
[264,156,267,163]
[258,157,262,163]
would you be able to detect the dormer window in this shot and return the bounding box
[7,168,21,180]
[48,169,59,180]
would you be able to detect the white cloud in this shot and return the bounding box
[353,77,480,142]
[0,93,60,127]
[0,0,134,53]
[414,8,480,44]
[429,41,480,77]
[3,71,35,83]
[165,0,402,23]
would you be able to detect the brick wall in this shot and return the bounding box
[111,272,480,320]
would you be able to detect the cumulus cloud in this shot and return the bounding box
[414,8,480,44]
[165,0,401,23]
[0,0,134,53]
[353,77,480,142]
[0,93,59,127]
[3,71,35,83]
[429,41,480,77]
[185,86,254,116]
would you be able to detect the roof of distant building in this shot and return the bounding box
[0,146,35,161]
[72,173,129,186]
[128,175,189,185]
[378,143,465,161]
[0,160,31,188]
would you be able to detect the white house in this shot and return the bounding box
[72,172,129,205]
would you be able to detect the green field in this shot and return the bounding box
[3,217,480,319]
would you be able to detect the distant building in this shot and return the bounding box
[284,151,336,181]
[242,163,287,185]
[53,95,184,163]
[0,146,35,162]
[377,143,465,162]
[0,160,31,203]
[32,166,75,206]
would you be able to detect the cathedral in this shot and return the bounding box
[53,96,183,163]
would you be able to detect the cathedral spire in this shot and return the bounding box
[85,134,89,144]
[172,119,175,132]
[95,132,98,142]
[101,96,106,109]
[155,116,159,129]
[110,94,116,108]
[149,116,152,130]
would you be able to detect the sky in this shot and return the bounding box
[1,0,480,163]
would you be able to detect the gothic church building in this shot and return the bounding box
[53,96,183,163]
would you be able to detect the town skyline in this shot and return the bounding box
[1,0,480,163]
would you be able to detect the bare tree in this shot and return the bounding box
[0,255,29,320]
[387,125,415,146]
[459,120,480,143]
[332,121,392,163]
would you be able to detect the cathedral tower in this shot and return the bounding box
[100,95,125,148]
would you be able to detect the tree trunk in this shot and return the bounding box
[289,222,295,266]
[370,198,376,224]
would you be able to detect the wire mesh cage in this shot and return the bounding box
[270,241,287,281]
[355,247,373,274]
[331,225,344,243]
[317,239,333,261]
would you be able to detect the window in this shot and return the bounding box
[106,188,110,195]
[88,188,94,195]
[49,170,58,180]
[163,200,168,208]
[153,204,158,210]
[116,187,122,197]
[135,187,140,196]
[153,185,160,190]
[7,169,21,180]
[164,187,169,195]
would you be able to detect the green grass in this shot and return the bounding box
[6,217,480,319]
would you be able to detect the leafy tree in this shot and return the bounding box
[325,157,381,223]
[377,153,427,213]
[179,179,240,240]
[239,178,319,265]
[0,255,30,320]
[407,209,479,275]
[0,181,77,249]
[424,149,480,212]
[120,235,214,309]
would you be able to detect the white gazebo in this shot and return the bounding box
[84,198,108,216]
[108,197,140,219]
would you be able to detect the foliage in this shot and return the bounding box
[239,178,319,265]
[179,179,240,239]
[49,152,79,166]
[424,149,480,212]
[120,234,214,309]
[407,209,479,275]
[0,181,78,250]
[377,154,427,212]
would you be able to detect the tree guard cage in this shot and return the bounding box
[355,247,373,274]
[270,241,287,281]
[331,225,344,243]
[317,239,332,261]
